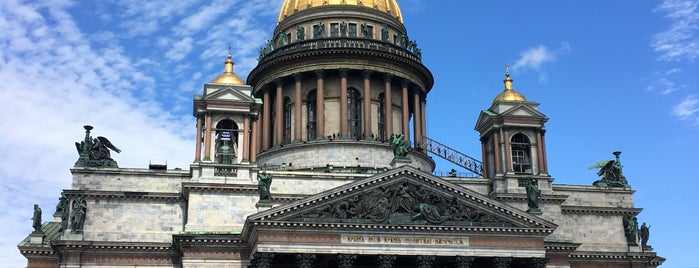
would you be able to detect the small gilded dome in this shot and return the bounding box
[278,0,403,24]
[492,70,526,105]
[210,54,245,85]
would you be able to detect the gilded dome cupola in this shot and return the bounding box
[210,53,245,85]
[492,66,527,105]
[278,0,403,24]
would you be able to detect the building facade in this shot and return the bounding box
[19,1,664,267]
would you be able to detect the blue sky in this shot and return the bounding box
[0,0,697,267]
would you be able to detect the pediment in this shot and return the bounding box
[247,167,556,234]
[500,104,546,119]
[204,87,254,103]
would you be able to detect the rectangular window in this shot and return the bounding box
[330,23,339,37]
[348,23,357,37]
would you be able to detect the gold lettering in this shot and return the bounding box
[367,236,380,243]
[347,236,364,243]
[385,237,401,243]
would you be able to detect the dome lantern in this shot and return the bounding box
[210,53,245,85]
[492,65,527,105]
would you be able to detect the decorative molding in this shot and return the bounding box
[561,206,642,216]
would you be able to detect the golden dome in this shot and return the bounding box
[492,68,527,105]
[210,53,245,85]
[278,0,403,23]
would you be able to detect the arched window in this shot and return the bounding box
[215,119,238,164]
[307,90,317,140]
[348,88,362,139]
[511,133,532,174]
[283,97,292,144]
[378,93,386,141]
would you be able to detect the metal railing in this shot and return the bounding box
[423,137,483,177]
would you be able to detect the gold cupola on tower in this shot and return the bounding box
[210,53,246,85]
[277,0,403,24]
[492,66,527,105]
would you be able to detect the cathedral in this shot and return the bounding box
[19,1,664,267]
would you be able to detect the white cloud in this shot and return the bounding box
[166,37,194,61]
[646,77,681,95]
[511,43,569,83]
[673,95,699,123]
[652,0,699,62]
[512,45,555,71]
[0,1,192,265]
[0,0,283,266]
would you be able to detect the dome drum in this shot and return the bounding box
[256,141,435,172]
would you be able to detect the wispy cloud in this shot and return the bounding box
[511,42,570,82]
[646,77,682,95]
[0,0,285,263]
[652,0,699,62]
[672,95,699,124]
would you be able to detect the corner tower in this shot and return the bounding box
[192,53,260,180]
[248,0,434,172]
[475,69,551,196]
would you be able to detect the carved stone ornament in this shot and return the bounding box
[293,179,512,226]
[74,125,121,168]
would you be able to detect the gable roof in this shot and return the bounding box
[243,166,556,238]
[203,87,255,103]
[475,103,548,132]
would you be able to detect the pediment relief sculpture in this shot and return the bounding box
[293,179,512,227]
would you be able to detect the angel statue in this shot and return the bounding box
[589,151,629,188]
[389,134,410,159]
[75,125,121,168]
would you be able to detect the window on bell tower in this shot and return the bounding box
[215,119,238,164]
[511,133,532,174]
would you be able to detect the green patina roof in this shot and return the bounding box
[17,222,62,247]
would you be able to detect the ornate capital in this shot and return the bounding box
[337,254,356,268]
[315,69,325,79]
[362,69,373,79]
[455,256,474,268]
[384,73,394,83]
[416,256,435,268]
[293,72,303,82]
[401,78,410,88]
[296,254,316,268]
[529,258,548,268]
[377,255,396,268]
[339,68,349,78]
[491,257,512,268]
[274,78,283,88]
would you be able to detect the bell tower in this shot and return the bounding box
[192,53,260,180]
[474,68,551,196]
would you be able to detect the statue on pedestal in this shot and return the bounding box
[389,134,410,159]
[590,151,630,188]
[258,171,273,203]
[525,178,542,213]
[70,198,87,232]
[32,204,42,232]
[75,125,121,168]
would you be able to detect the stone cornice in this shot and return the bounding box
[63,190,180,201]
[543,240,581,253]
[249,220,555,235]
[553,184,635,194]
[173,233,246,247]
[18,245,56,256]
[53,241,173,253]
[561,205,642,216]
[569,251,665,265]
[492,193,568,204]
[70,167,190,177]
